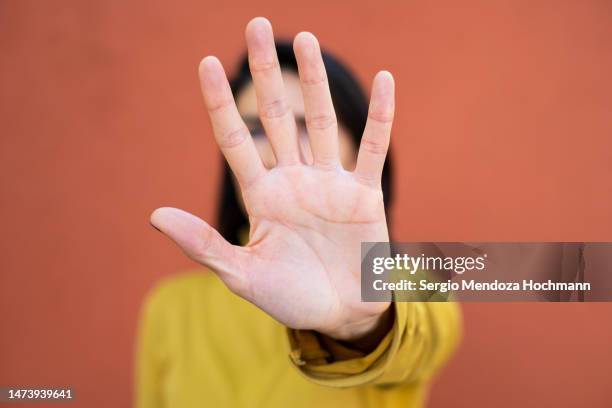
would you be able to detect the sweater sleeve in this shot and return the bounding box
[286,301,462,387]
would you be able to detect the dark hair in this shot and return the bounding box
[217,41,394,244]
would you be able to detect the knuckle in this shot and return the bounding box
[207,98,233,113]
[302,75,326,87]
[368,110,394,124]
[314,155,339,170]
[260,98,289,119]
[190,236,212,262]
[250,59,279,74]
[361,136,388,155]
[306,114,337,131]
[218,126,249,149]
[354,171,380,188]
[222,254,251,297]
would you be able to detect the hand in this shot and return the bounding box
[150,17,395,341]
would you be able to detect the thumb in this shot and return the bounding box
[150,207,249,293]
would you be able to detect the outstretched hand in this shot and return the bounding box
[151,17,395,341]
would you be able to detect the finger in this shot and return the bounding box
[199,56,265,188]
[354,71,395,185]
[293,32,339,169]
[245,17,300,166]
[150,207,250,294]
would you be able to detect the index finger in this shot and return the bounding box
[199,56,266,188]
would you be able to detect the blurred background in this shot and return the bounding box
[1,1,611,407]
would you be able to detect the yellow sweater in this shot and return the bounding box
[136,271,461,408]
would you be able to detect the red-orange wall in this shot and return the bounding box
[1,1,611,407]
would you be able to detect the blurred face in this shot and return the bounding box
[236,70,357,170]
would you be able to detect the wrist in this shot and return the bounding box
[321,303,394,345]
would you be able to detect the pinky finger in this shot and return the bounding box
[354,71,395,186]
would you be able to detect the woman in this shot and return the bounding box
[137,17,461,408]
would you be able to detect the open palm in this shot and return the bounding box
[151,18,395,340]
